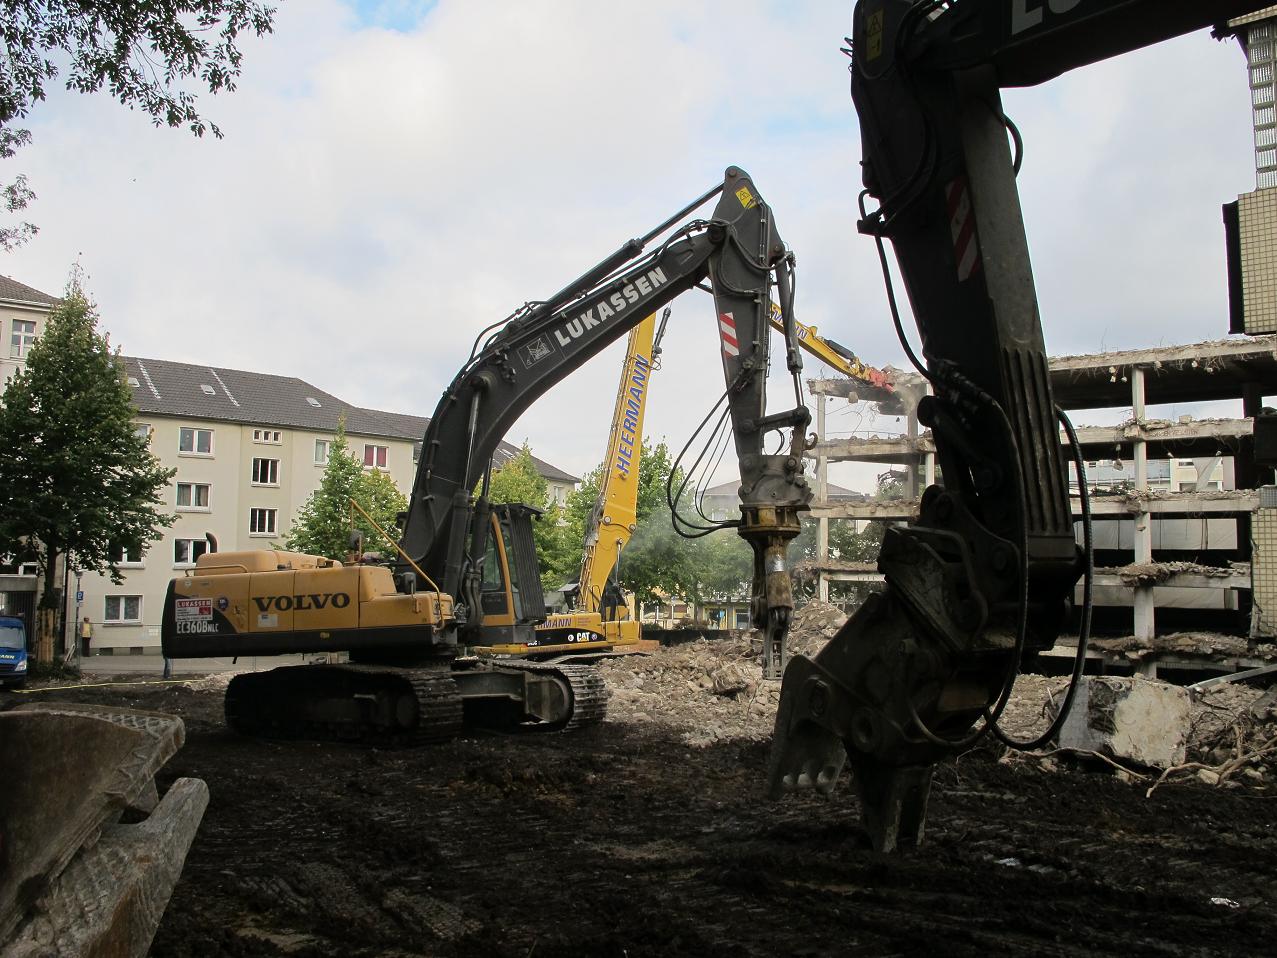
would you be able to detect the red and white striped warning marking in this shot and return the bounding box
[719,312,739,358]
[946,176,981,281]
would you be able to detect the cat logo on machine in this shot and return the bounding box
[252,592,351,613]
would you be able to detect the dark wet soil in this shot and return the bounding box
[10,680,1276,957]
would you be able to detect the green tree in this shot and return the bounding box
[0,274,175,661]
[486,442,568,588]
[0,1,277,249]
[285,420,409,561]
[553,438,741,607]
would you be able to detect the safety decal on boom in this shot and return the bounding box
[519,334,556,369]
[719,312,740,358]
[735,186,757,210]
[946,175,981,282]
[865,8,884,60]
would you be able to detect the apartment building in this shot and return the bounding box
[0,278,61,622]
[72,356,577,654]
[1,275,59,389]
[0,278,579,654]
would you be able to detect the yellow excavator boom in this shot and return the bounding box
[766,302,894,394]
[577,311,661,614]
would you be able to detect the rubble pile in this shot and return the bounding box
[1172,681,1277,788]
[596,635,782,746]
[1090,632,1277,662]
[1106,561,1244,587]
[598,628,1277,787]
[786,601,848,656]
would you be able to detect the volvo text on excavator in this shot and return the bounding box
[768,0,1271,852]
[162,166,812,744]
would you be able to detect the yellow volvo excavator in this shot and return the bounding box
[162,166,813,745]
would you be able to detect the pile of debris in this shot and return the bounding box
[1089,631,1277,663]
[1104,561,1244,587]
[595,603,854,746]
[596,635,782,747]
[596,601,1277,791]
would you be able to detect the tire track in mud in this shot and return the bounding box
[16,684,1274,957]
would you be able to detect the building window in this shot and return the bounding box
[111,544,144,566]
[249,507,277,535]
[364,444,388,470]
[176,482,211,510]
[253,428,282,444]
[251,457,279,485]
[9,319,36,358]
[315,439,331,465]
[179,427,213,456]
[174,538,212,566]
[17,561,37,577]
[104,595,142,624]
[134,423,152,442]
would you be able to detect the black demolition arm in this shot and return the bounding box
[768,0,1270,853]
[398,166,811,640]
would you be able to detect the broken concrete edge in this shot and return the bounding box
[0,705,189,943]
[1057,676,1192,769]
[3,777,209,958]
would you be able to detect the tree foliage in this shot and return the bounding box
[0,273,175,656]
[486,443,566,587]
[546,438,756,608]
[284,420,409,561]
[0,1,277,249]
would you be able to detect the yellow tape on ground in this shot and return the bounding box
[11,679,194,693]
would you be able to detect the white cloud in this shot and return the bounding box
[0,2,1261,485]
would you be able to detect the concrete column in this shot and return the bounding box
[922,383,936,488]
[1131,367,1154,641]
[905,406,919,497]
[816,394,829,603]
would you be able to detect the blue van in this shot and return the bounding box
[0,615,29,688]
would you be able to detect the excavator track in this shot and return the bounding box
[225,665,463,747]
[499,660,610,731]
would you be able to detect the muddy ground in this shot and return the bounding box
[9,646,1277,958]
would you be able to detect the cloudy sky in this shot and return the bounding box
[1,1,1262,488]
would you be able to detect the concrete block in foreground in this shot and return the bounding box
[1057,676,1190,768]
[0,704,208,958]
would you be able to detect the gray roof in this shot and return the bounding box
[120,355,578,483]
[0,276,57,307]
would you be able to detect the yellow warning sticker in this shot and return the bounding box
[735,186,757,209]
[866,9,884,61]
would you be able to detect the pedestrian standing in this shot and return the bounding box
[79,616,93,657]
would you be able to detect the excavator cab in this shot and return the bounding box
[478,504,547,631]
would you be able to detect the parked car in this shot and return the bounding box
[0,615,29,688]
